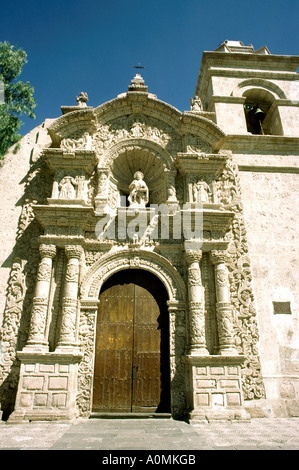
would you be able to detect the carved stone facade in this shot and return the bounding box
[0,41,298,422]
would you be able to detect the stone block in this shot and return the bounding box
[34,393,48,407]
[23,376,44,390]
[196,366,207,375]
[52,393,67,408]
[20,392,33,407]
[219,379,240,389]
[196,393,209,406]
[212,393,224,406]
[48,376,68,390]
[227,366,238,375]
[210,366,225,375]
[39,364,55,373]
[196,379,216,388]
[226,392,241,406]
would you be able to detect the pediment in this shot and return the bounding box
[47,93,226,157]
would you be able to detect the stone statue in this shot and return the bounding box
[192,180,211,203]
[76,92,88,107]
[58,176,77,199]
[190,95,202,111]
[128,171,149,208]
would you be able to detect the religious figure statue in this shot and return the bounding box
[192,180,211,203]
[128,171,149,208]
[190,95,202,111]
[58,176,77,199]
[76,91,88,107]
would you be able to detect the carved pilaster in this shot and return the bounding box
[56,245,83,351]
[185,249,209,356]
[210,250,238,356]
[25,244,57,351]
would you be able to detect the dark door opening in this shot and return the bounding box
[92,269,170,414]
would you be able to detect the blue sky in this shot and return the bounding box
[1,0,298,135]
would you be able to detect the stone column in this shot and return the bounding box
[185,249,209,356]
[25,244,57,351]
[56,245,83,351]
[210,250,238,356]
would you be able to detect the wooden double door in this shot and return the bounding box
[92,270,170,413]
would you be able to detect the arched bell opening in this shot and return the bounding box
[243,88,282,135]
[92,269,171,415]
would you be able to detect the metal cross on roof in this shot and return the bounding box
[133,62,146,71]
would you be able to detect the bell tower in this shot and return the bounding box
[191,40,299,419]
[194,40,299,136]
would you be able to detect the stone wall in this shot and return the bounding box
[236,153,299,416]
[0,121,53,327]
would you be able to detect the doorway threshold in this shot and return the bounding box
[90,412,172,419]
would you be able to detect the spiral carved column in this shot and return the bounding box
[56,245,83,351]
[185,249,209,356]
[210,250,238,356]
[25,244,57,351]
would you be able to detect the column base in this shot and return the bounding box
[9,350,83,423]
[183,354,250,423]
[22,343,49,353]
[55,344,81,354]
[187,347,210,356]
[218,346,239,356]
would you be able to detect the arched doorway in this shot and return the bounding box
[92,269,170,414]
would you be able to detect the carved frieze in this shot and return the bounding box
[93,114,182,158]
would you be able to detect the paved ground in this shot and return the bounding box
[0,417,298,451]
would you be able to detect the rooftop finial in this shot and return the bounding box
[76,91,88,107]
[128,63,148,92]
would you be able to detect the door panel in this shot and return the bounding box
[132,284,161,411]
[93,284,134,412]
[92,272,169,413]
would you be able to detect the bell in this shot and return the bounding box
[254,106,266,121]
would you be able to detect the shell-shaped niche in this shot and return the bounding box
[111,147,166,204]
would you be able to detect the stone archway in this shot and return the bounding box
[77,249,187,418]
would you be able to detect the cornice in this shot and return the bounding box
[214,134,299,155]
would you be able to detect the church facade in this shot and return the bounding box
[0,40,298,423]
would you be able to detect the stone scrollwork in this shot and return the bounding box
[218,160,265,399]
[185,133,212,154]
[76,307,97,417]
